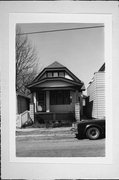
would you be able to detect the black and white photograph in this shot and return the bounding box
[15,22,106,157]
[1,1,119,179]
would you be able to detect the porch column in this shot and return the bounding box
[46,90,50,112]
[75,90,80,122]
[30,93,35,122]
[33,92,37,113]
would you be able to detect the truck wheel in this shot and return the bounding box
[86,127,100,140]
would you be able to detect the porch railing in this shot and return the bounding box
[16,110,30,128]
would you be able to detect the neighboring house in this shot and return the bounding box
[16,92,30,114]
[86,63,105,119]
[27,61,85,125]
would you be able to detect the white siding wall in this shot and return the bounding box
[87,72,105,119]
[95,72,105,118]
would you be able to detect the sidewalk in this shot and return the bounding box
[16,126,75,137]
[16,127,71,132]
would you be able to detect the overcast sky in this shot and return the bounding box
[17,23,104,93]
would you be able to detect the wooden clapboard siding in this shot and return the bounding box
[87,72,105,119]
[96,72,105,118]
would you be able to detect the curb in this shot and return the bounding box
[16,133,75,138]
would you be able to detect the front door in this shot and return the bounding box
[37,91,46,112]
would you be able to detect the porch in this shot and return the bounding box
[30,88,82,125]
[32,89,77,113]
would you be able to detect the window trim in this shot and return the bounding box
[50,90,70,105]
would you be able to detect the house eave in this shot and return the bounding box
[27,77,84,89]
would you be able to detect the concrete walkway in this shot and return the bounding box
[16,127,76,137]
[16,127,72,132]
[16,133,75,138]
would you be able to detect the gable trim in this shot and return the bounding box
[31,66,82,85]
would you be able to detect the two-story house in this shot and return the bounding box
[86,63,105,119]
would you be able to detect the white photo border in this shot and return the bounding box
[9,13,112,164]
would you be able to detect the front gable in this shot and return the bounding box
[32,61,81,83]
[27,61,85,91]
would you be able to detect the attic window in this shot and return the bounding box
[47,71,65,78]
[59,71,65,77]
[47,72,52,77]
[53,72,58,77]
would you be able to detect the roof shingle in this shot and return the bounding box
[46,61,65,69]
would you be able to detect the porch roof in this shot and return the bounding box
[27,77,85,91]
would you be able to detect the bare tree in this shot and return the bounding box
[16,26,39,95]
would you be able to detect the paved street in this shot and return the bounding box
[16,128,105,157]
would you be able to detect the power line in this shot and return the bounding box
[16,25,104,36]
